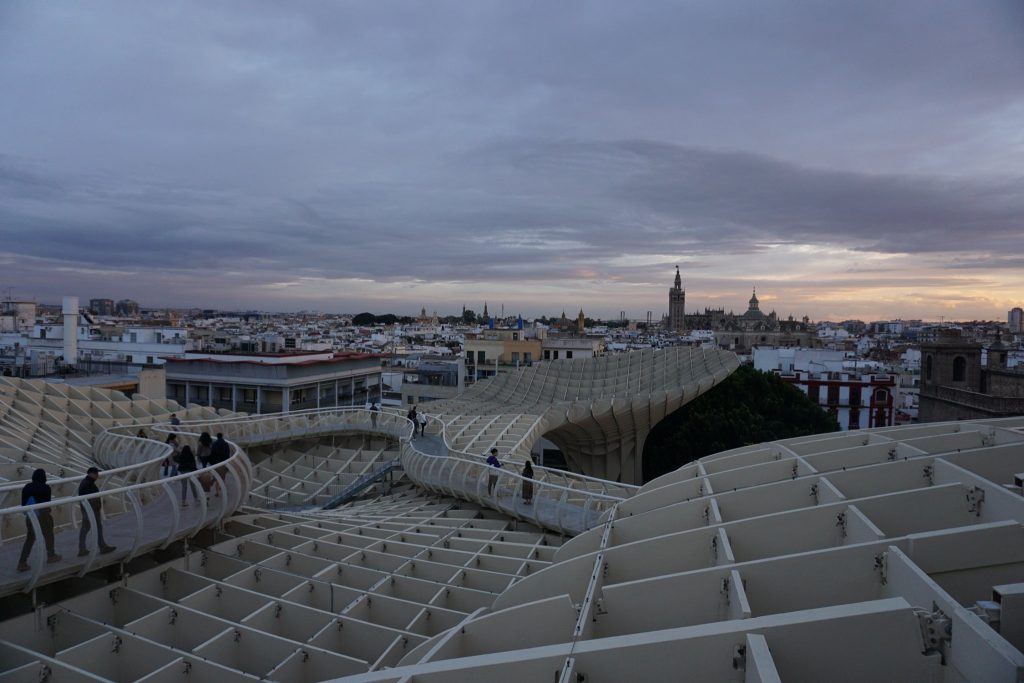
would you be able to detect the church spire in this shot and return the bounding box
[674,265,682,290]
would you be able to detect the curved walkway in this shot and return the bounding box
[0,348,741,597]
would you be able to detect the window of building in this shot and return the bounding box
[511,352,519,364]
[953,356,966,382]
[146,356,154,364]
[874,389,889,403]
[524,352,532,363]
[925,355,932,381]
[477,351,485,364]
[566,351,573,359]
[544,350,551,360]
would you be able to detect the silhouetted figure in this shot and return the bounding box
[522,461,534,504]
[17,469,60,571]
[486,448,502,496]
[78,467,115,556]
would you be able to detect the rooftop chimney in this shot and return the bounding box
[62,296,78,367]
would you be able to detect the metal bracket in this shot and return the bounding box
[168,609,177,625]
[873,552,888,585]
[710,535,719,562]
[923,465,935,486]
[809,483,819,505]
[915,607,952,657]
[38,664,51,682]
[966,486,985,516]
[835,512,847,538]
[110,635,122,654]
[732,644,746,671]
[887,446,897,461]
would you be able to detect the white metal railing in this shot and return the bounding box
[0,401,637,595]
[0,430,251,595]
[403,414,627,535]
[428,413,639,500]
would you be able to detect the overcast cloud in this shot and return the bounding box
[1,1,1022,320]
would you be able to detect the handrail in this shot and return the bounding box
[0,430,251,594]
[401,422,622,536]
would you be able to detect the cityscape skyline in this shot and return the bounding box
[5,286,1021,326]
[2,2,1022,321]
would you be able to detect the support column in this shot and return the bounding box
[256,386,262,415]
[231,384,237,412]
[282,387,290,414]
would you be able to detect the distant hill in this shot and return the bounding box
[642,364,840,482]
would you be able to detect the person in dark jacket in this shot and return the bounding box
[176,445,199,506]
[486,448,502,496]
[209,433,231,497]
[78,467,115,556]
[196,431,213,468]
[163,434,181,477]
[17,469,61,571]
[521,461,534,505]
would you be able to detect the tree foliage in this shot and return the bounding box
[351,312,376,326]
[641,365,840,482]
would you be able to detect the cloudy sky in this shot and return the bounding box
[1,1,1022,321]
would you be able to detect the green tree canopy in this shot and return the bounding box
[641,365,839,482]
[352,312,376,325]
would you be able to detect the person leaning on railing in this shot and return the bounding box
[177,445,200,506]
[196,431,213,468]
[17,468,60,572]
[486,448,502,496]
[208,433,231,497]
[521,460,534,505]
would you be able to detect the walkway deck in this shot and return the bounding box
[0,471,242,596]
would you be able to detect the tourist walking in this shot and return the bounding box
[418,411,427,436]
[169,414,181,426]
[521,461,534,505]
[77,467,115,556]
[136,428,148,439]
[486,448,502,496]
[407,407,418,436]
[196,431,213,468]
[209,432,231,497]
[163,434,181,477]
[370,402,380,428]
[17,469,60,571]
[176,445,199,506]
